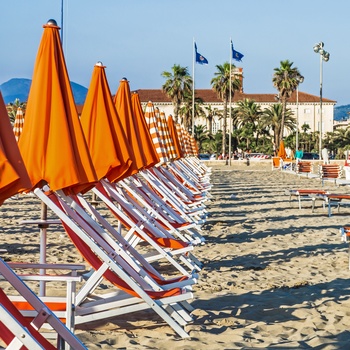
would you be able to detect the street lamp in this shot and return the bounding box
[313,42,330,159]
[295,75,304,152]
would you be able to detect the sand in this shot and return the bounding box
[1,164,350,349]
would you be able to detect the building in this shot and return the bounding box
[137,89,336,137]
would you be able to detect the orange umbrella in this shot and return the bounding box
[113,78,146,173]
[13,107,24,142]
[158,111,177,161]
[277,139,287,160]
[144,101,168,165]
[167,115,183,160]
[0,92,32,204]
[130,92,159,168]
[18,19,98,195]
[80,62,133,182]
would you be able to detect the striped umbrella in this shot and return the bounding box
[167,115,183,160]
[144,101,168,165]
[13,107,24,142]
[158,111,177,161]
[0,92,32,204]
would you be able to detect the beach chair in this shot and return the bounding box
[0,257,87,350]
[272,157,282,170]
[311,193,350,217]
[34,187,195,338]
[319,164,342,186]
[296,161,314,178]
[91,181,202,272]
[286,189,328,209]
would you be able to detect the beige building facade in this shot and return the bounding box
[137,89,336,137]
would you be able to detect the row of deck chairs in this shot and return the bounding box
[0,156,212,348]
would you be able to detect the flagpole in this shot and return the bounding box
[229,38,232,166]
[60,0,64,44]
[192,38,195,136]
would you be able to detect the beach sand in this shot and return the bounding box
[1,164,350,349]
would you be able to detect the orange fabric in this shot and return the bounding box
[144,101,168,164]
[0,92,32,205]
[167,116,184,160]
[113,79,145,174]
[18,22,97,194]
[80,64,133,183]
[277,140,287,159]
[131,92,160,168]
[0,288,57,350]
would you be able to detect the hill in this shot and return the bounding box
[0,78,88,105]
[334,104,350,121]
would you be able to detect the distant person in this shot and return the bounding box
[295,147,303,162]
[322,145,329,164]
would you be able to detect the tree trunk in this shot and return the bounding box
[279,97,287,142]
[222,97,228,156]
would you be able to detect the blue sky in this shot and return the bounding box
[1,0,349,105]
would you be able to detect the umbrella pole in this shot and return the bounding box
[39,201,48,296]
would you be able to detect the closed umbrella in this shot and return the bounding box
[18,19,98,195]
[131,92,159,168]
[167,115,183,161]
[278,139,287,160]
[0,92,32,205]
[17,19,98,295]
[13,107,24,142]
[144,101,168,165]
[80,62,133,182]
[113,78,145,174]
[158,111,177,161]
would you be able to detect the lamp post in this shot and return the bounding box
[313,42,330,159]
[295,75,304,152]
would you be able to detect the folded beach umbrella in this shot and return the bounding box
[167,115,184,161]
[278,139,287,160]
[158,111,177,161]
[0,92,32,204]
[80,62,133,182]
[13,106,24,142]
[18,19,98,195]
[113,78,147,173]
[180,126,192,157]
[144,101,168,165]
[131,92,160,168]
[175,123,186,156]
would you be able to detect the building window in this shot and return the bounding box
[304,108,311,114]
[212,121,219,134]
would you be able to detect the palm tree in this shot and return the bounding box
[6,98,26,124]
[178,93,205,131]
[161,64,192,124]
[233,99,263,149]
[204,105,222,135]
[211,62,241,156]
[272,60,303,143]
[260,103,295,147]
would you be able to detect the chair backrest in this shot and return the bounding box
[319,164,342,179]
[297,161,313,174]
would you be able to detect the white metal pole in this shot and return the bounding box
[192,38,195,136]
[319,54,323,159]
[296,86,299,151]
[229,39,232,166]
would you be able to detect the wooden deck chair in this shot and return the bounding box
[91,181,202,272]
[319,164,342,186]
[34,188,194,338]
[286,189,328,209]
[0,257,87,350]
[296,161,314,177]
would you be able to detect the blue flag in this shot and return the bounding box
[195,43,208,65]
[231,41,244,62]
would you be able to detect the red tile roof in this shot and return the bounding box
[133,89,336,104]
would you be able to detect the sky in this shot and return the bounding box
[1,0,350,105]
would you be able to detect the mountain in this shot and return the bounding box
[0,78,88,105]
[334,104,350,121]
